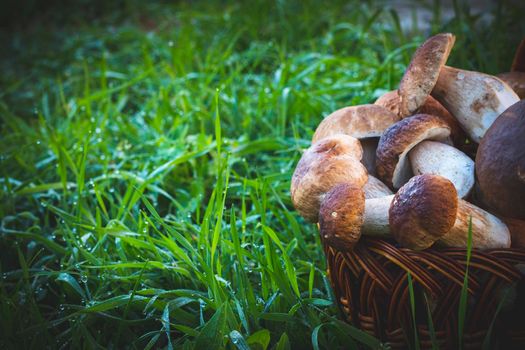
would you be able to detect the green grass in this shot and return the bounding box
[1,0,524,348]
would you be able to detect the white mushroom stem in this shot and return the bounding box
[363,175,393,199]
[360,194,510,248]
[438,200,511,249]
[408,141,474,198]
[432,65,519,143]
[363,195,394,236]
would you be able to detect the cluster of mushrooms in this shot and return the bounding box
[291,33,525,251]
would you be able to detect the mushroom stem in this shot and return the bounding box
[408,140,474,198]
[363,175,393,199]
[432,66,519,143]
[363,195,394,236]
[438,200,511,249]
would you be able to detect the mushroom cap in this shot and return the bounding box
[374,90,403,117]
[432,66,519,143]
[511,38,525,72]
[501,217,525,249]
[319,183,365,250]
[312,104,399,143]
[476,99,525,220]
[389,174,458,250]
[417,95,467,145]
[399,33,456,116]
[363,175,393,199]
[375,114,451,189]
[409,141,474,199]
[376,89,467,145]
[291,154,367,222]
[497,72,525,99]
[293,134,363,181]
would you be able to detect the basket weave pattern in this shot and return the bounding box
[323,237,525,349]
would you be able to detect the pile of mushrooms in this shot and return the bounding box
[291,33,525,251]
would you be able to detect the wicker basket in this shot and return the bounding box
[322,236,525,349]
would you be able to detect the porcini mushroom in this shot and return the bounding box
[475,100,525,220]
[319,183,394,249]
[376,114,475,195]
[375,89,467,145]
[431,65,520,143]
[390,174,510,250]
[312,105,399,143]
[501,217,525,249]
[496,38,525,99]
[320,175,510,250]
[312,104,399,175]
[291,135,367,222]
[398,33,456,117]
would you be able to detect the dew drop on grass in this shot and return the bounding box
[40,201,47,207]
[36,140,41,145]
[109,187,115,193]
[168,40,174,47]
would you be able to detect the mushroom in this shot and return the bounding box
[496,38,525,99]
[408,141,474,198]
[390,174,511,250]
[375,89,467,146]
[398,33,456,117]
[475,100,525,220]
[511,38,525,72]
[496,72,525,99]
[291,135,367,222]
[312,104,400,175]
[319,183,393,250]
[501,217,525,249]
[375,114,474,195]
[431,65,520,143]
[363,175,393,199]
[320,175,510,250]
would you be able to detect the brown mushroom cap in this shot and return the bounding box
[501,217,525,248]
[476,99,525,220]
[375,114,451,189]
[293,134,363,179]
[496,72,525,99]
[291,153,367,223]
[319,183,365,250]
[511,38,525,72]
[399,33,456,116]
[389,174,458,250]
[417,95,467,145]
[312,104,399,143]
[375,89,466,145]
[374,90,403,117]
